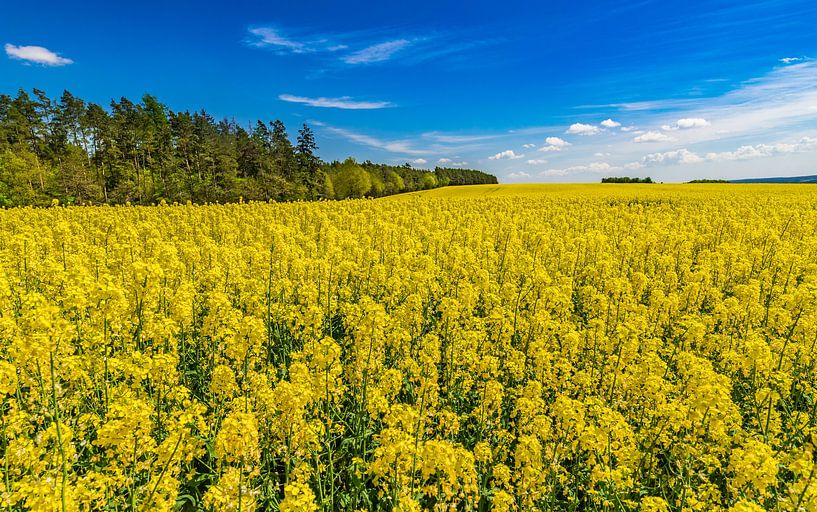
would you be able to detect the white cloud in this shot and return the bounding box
[566,123,600,135]
[545,136,569,147]
[634,131,675,143]
[527,159,548,165]
[489,150,523,160]
[279,94,393,109]
[343,39,411,64]
[601,118,621,128]
[676,118,711,129]
[507,171,531,179]
[410,158,428,166]
[4,43,73,66]
[620,126,637,132]
[538,136,571,152]
[663,117,711,130]
[523,143,536,149]
[437,158,452,164]
[780,57,803,64]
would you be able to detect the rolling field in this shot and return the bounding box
[398,182,816,199]
[1,184,817,511]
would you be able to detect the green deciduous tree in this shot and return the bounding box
[332,158,371,199]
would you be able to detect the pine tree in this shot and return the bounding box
[296,123,321,198]
[270,120,294,181]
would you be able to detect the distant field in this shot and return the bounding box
[395,182,817,198]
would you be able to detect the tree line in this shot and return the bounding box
[601,176,654,183]
[321,160,498,199]
[0,89,496,206]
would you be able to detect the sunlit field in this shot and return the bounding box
[399,182,815,199]
[2,184,817,511]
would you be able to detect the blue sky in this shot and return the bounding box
[2,0,817,182]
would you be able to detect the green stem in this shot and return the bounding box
[143,432,183,509]
[49,352,67,512]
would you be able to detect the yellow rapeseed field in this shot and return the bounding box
[1,184,816,511]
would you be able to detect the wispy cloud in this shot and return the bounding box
[540,162,621,177]
[601,61,817,141]
[343,39,411,64]
[4,43,73,66]
[410,158,428,166]
[316,123,511,160]
[279,94,393,109]
[422,132,499,144]
[317,123,429,155]
[567,61,817,173]
[247,27,310,53]
[247,25,483,67]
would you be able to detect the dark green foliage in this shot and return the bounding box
[601,176,654,183]
[296,124,322,199]
[0,89,498,205]
[434,166,498,185]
